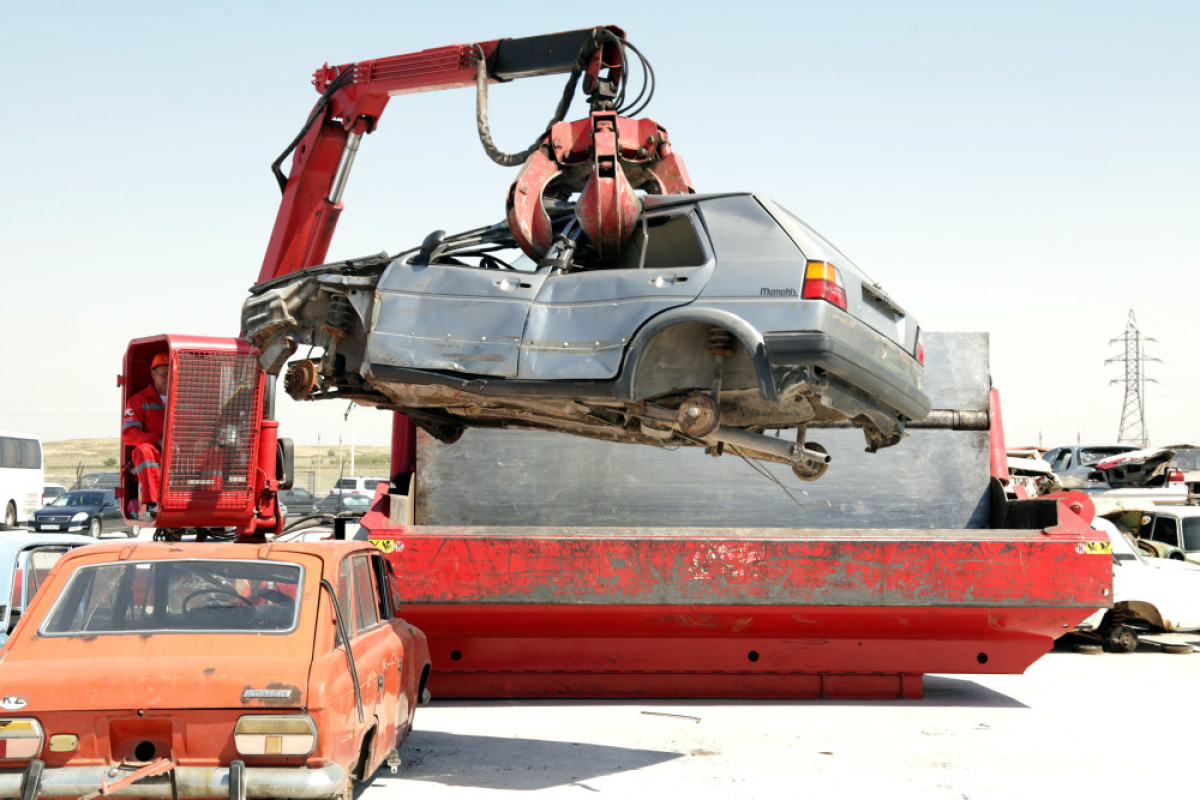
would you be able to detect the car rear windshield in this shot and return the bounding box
[40,559,302,635]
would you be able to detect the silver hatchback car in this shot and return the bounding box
[244,193,930,480]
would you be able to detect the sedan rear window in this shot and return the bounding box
[40,559,302,635]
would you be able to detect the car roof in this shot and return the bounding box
[0,535,98,609]
[48,540,379,570]
[1154,506,1200,519]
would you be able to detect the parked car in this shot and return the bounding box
[243,193,931,481]
[1074,515,1200,651]
[329,476,390,499]
[39,484,66,505]
[316,493,373,517]
[28,489,134,537]
[0,532,95,647]
[278,486,318,515]
[0,540,431,799]
[1138,506,1200,565]
[72,471,121,490]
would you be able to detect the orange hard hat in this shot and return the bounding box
[151,352,169,370]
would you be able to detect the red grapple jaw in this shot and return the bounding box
[506,111,695,261]
[506,148,560,258]
[575,116,641,262]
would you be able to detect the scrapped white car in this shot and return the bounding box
[1075,517,1200,652]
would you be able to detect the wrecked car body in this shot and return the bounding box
[244,193,930,481]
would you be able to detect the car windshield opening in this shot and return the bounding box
[40,559,302,635]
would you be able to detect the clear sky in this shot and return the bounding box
[3,1,1197,451]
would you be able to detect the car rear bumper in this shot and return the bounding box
[0,761,347,799]
[763,330,930,422]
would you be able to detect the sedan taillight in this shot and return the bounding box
[0,719,44,760]
[234,715,317,757]
[802,261,847,310]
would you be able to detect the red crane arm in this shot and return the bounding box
[259,27,625,284]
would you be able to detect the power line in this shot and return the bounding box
[1105,310,1159,446]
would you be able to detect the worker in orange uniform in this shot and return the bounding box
[122,351,169,521]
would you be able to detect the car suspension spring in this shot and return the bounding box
[323,294,355,337]
[708,326,734,357]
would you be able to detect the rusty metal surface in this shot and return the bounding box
[413,332,991,529]
[381,530,1110,607]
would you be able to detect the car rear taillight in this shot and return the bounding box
[0,719,44,760]
[234,715,317,757]
[1168,468,1184,484]
[915,329,925,365]
[802,261,847,310]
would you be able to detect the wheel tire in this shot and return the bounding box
[2,502,16,531]
[1103,625,1139,653]
[88,518,102,538]
[1161,643,1193,655]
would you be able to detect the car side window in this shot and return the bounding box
[613,214,706,270]
[372,553,397,619]
[1152,516,1180,547]
[351,554,381,633]
[1050,450,1071,471]
[337,557,354,632]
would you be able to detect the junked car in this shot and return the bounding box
[244,193,931,482]
[1086,447,1186,506]
[0,541,431,800]
[1044,444,1139,488]
[1074,515,1200,652]
[0,532,96,647]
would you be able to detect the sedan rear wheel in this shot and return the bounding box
[89,518,102,538]
[2,502,15,530]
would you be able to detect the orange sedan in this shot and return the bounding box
[0,540,431,800]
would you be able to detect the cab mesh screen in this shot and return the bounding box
[165,350,262,506]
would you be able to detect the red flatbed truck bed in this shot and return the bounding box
[351,333,1111,699]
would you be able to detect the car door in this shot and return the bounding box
[368,260,548,378]
[1150,514,1181,548]
[339,553,400,764]
[369,552,416,734]
[518,208,714,380]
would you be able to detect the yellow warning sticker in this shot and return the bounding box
[1084,541,1112,555]
[368,538,395,554]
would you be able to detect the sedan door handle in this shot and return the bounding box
[651,273,687,287]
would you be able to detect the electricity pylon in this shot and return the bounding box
[1105,310,1158,446]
